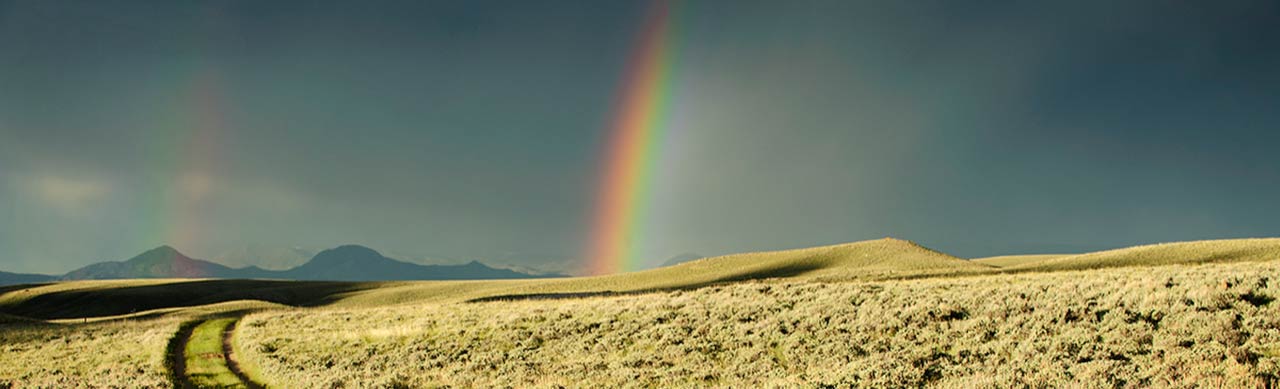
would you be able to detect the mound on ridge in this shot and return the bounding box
[1006,238,1280,272]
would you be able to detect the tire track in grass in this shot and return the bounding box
[166,320,200,388]
[167,316,264,388]
[221,319,263,389]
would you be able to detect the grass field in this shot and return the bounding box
[234,260,1280,387]
[1006,238,1280,272]
[2,238,1279,387]
[0,316,179,387]
[969,254,1070,268]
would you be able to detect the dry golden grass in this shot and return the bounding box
[4,237,1280,387]
[0,317,180,388]
[325,238,997,306]
[236,260,1280,387]
[970,254,1070,268]
[1010,238,1280,272]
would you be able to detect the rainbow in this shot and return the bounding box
[584,0,680,275]
[135,65,226,254]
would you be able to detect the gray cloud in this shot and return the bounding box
[2,0,1279,273]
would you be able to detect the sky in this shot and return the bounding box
[2,0,1279,275]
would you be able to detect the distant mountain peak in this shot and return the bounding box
[324,244,382,256]
[280,245,556,281]
[62,244,233,280]
[143,245,183,256]
[303,245,390,268]
[131,245,192,263]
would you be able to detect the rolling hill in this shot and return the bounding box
[657,252,704,268]
[460,237,996,302]
[0,271,56,286]
[5,237,1280,387]
[0,238,992,318]
[7,237,1280,319]
[970,254,1070,268]
[1003,238,1280,272]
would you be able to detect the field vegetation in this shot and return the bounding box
[1006,238,1280,272]
[0,316,179,387]
[970,254,1069,268]
[2,238,1279,387]
[235,260,1280,387]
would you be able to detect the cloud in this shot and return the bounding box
[26,175,110,214]
[178,171,214,201]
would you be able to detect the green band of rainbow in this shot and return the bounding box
[585,0,679,275]
[137,65,224,254]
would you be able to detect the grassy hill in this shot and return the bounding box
[236,257,1280,388]
[1005,238,1280,272]
[8,238,1280,318]
[970,254,1071,268]
[332,238,994,305]
[3,237,1280,387]
[0,279,372,320]
[0,238,994,317]
[473,238,992,298]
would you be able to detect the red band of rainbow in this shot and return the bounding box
[585,0,678,275]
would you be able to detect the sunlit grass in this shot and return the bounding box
[0,318,178,387]
[184,318,242,388]
[238,260,1280,387]
[969,254,1069,268]
[1010,238,1280,272]
[4,238,1280,387]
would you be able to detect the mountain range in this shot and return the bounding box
[1,245,563,286]
[0,271,57,286]
[210,244,316,271]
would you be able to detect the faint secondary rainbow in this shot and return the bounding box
[585,0,680,275]
[135,64,227,254]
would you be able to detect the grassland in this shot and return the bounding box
[235,260,1280,387]
[970,254,1069,268]
[1005,238,1280,272]
[0,316,179,387]
[2,237,1279,387]
[326,238,996,306]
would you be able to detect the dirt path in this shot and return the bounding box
[221,319,264,389]
[166,320,200,388]
[167,316,264,389]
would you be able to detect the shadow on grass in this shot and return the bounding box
[0,279,378,320]
[467,260,826,303]
[0,283,54,296]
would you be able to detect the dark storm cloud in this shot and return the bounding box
[2,0,1279,273]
